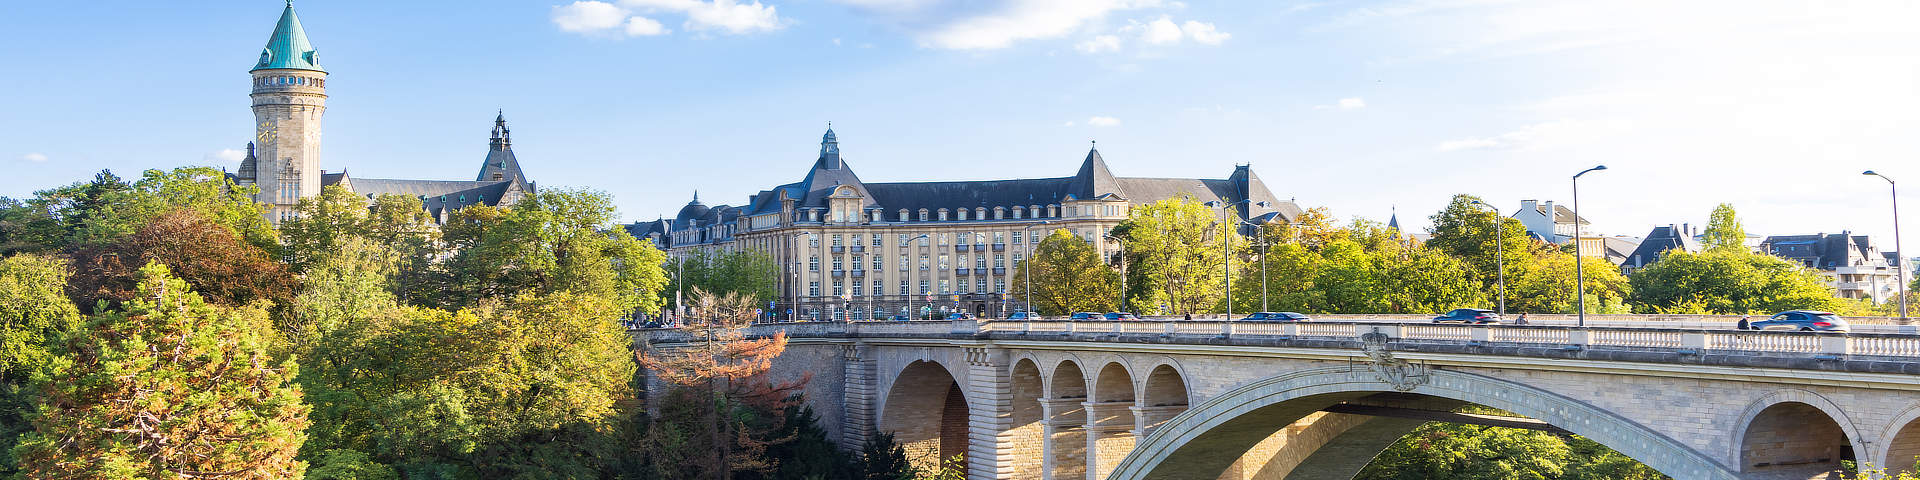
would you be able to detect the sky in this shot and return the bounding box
[2,0,1918,253]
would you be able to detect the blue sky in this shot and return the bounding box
[3,0,1917,251]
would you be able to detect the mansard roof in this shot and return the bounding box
[253,3,323,72]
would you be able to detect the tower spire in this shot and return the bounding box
[820,124,841,169]
[490,111,511,150]
[253,1,322,72]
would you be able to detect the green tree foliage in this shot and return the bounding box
[0,198,64,255]
[439,189,669,315]
[1700,203,1747,251]
[1628,248,1842,314]
[1011,230,1120,315]
[640,287,806,479]
[1425,195,1533,287]
[65,208,296,313]
[1232,219,1484,315]
[0,254,84,476]
[40,168,275,251]
[1421,195,1632,315]
[11,263,309,479]
[854,432,917,480]
[668,248,781,310]
[1357,408,1667,480]
[1115,197,1244,315]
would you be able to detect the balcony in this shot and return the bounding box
[851,245,866,253]
[993,267,1006,275]
[974,243,987,251]
[851,270,865,277]
[992,243,1006,251]
[831,246,845,253]
[956,268,971,276]
[955,244,971,252]
[831,270,845,277]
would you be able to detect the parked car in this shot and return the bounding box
[1069,312,1103,320]
[1104,312,1139,320]
[640,321,663,329]
[945,312,974,320]
[1239,312,1311,322]
[1751,311,1851,332]
[886,314,910,321]
[1007,311,1043,320]
[1433,308,1500,324]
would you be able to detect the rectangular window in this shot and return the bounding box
[939,280,950,293]
[832,257,842,271]
[898,234,910,245]
[976,256,987,269]
[900,280,909,295]
[832,279,843,297]
[873,255,884,270]
[938,233,949,245]
[939,255,949,270]
[920,255,930,270]
[832,234,844,247]
[919,236,929,247]
[808,281,820,297]
[995,278,1006,293]
[871,234,882,246]
[809,236,819,247]
[994,254,1006,268]
[1012,232,1023,244]
[901,257,910,270]
[976,278,987,293]
[872,280,883,296]
[809,256,819,271]
[994,232,1006,244]
[958,281,970,294]
[919,280,930,295]
[956,254,968,268]
[852,281,863,297]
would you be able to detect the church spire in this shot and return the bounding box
[490,110,511,151]
[819,123,841,169]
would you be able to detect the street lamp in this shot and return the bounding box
[1102,234,1128,312]
[1865,170,1908,322]
[1204,200,1267,319]
[1470,200,1507,316]
[1572,165,1607,327]
[789,232,814,322]
[903,233,929,320]
[1020,222,1053,316]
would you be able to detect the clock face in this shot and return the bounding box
[256,121,277,145]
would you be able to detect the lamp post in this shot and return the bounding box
[903,233,929,320]
[1102,234,1128,312]
[789,233,814,322]
[1204,200,1267,318]
[1865,170,1908,322]
[1021,222,1052,316]
[1572,165,1607,327]
[1470,200,1507,316]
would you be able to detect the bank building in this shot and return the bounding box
[629,128,1302,321]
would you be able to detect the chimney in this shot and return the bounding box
[1683,223,1690,237]
[1521,199,1538,214]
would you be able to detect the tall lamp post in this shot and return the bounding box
[1021,222,1052,316]
[1470,200,1507,316]
[1572,165,1607,327]
[1204,200,1267,319]
[903,234,929,320]
[1865,170,1908,322]
[789,233,814,322]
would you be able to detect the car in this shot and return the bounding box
[1104,312,1139,321]
[1069,312,1103,320]
[1751,310,1850,332]
[1239,312,1311,322]
[1433,308,1500,324]
[886,314,910,321]
[1006,311,1044,320]
[945,313,975,320]
[640,321,663,329]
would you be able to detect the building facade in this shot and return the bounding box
[230,3,532,224]
[1761,232,1902,302]
[629,128,1302,321]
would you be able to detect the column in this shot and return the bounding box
[1083,401,1136,480]
[1131,405,1187,438]
[1042,398,1088,480]
[967,347,1014,479]
[840,343,876,451]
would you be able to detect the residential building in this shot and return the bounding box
[1620,225,1700,275]
[628,128,1302,321]
[1512,199,1589,244]
[1761,232,1902,302]
[229,3,533,225]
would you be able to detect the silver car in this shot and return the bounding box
[1751,311,1850,332]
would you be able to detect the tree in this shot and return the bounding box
[1701,203,1747,252]
[438,189,669,315]
[1011,230,1120,315]
[639,287,808,479]
[12,263,309,479]
[1628,248,1840,314]
[853,432,917,480]
[47,167,274,252]
[280,185,371,272]
[1425,194,1535,290]
[668,249,780,312]
[1115,197,1243,315]
[66,208,296,313]
[0,254,83,477]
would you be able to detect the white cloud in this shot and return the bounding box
[1087,116,1121,127]
[1182,20,1228,44]
[1338,97,1365,109]
[554,0,782,37]
[204,149,245,164]
[832,37,842,45]
[918,0,1165,50]
[552,1,630,33]
[624,16,669,35]
[1075,34,1122,53]
[20,153,47,163]
[1139,16,1183,45]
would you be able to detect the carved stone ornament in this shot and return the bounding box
[1359,331,1430,391]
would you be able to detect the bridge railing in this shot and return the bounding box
[639,320,1920,358]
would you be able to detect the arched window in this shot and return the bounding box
[918,209,929,221]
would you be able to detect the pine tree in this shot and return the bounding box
[854,431,916,480]
[11,262,309,479]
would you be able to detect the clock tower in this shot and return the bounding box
[249,1,326,224]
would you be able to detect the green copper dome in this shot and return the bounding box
[252,2,323,72]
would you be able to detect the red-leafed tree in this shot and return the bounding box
[639,287,809,479]
[66,208,295,313]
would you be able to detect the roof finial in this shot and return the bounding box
[287,0,293,7]
[693,190,700,203]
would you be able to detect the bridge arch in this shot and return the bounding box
[878,359,969,471]
[1106,367,1739,480]
[1732,389,1865,475]
[1090,361,1141,479]
[1140,363,1191,436]
[1009,358,1046,479]
[1879,402,1920,474]
[1048,359,1091,480]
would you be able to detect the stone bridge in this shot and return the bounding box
[638,319,1920,480]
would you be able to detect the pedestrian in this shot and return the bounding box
[1514,313,1529,325]
[1183,312,1192,321]
[1737,316,1751,331]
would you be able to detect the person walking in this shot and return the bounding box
[1514,313,1530,325]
